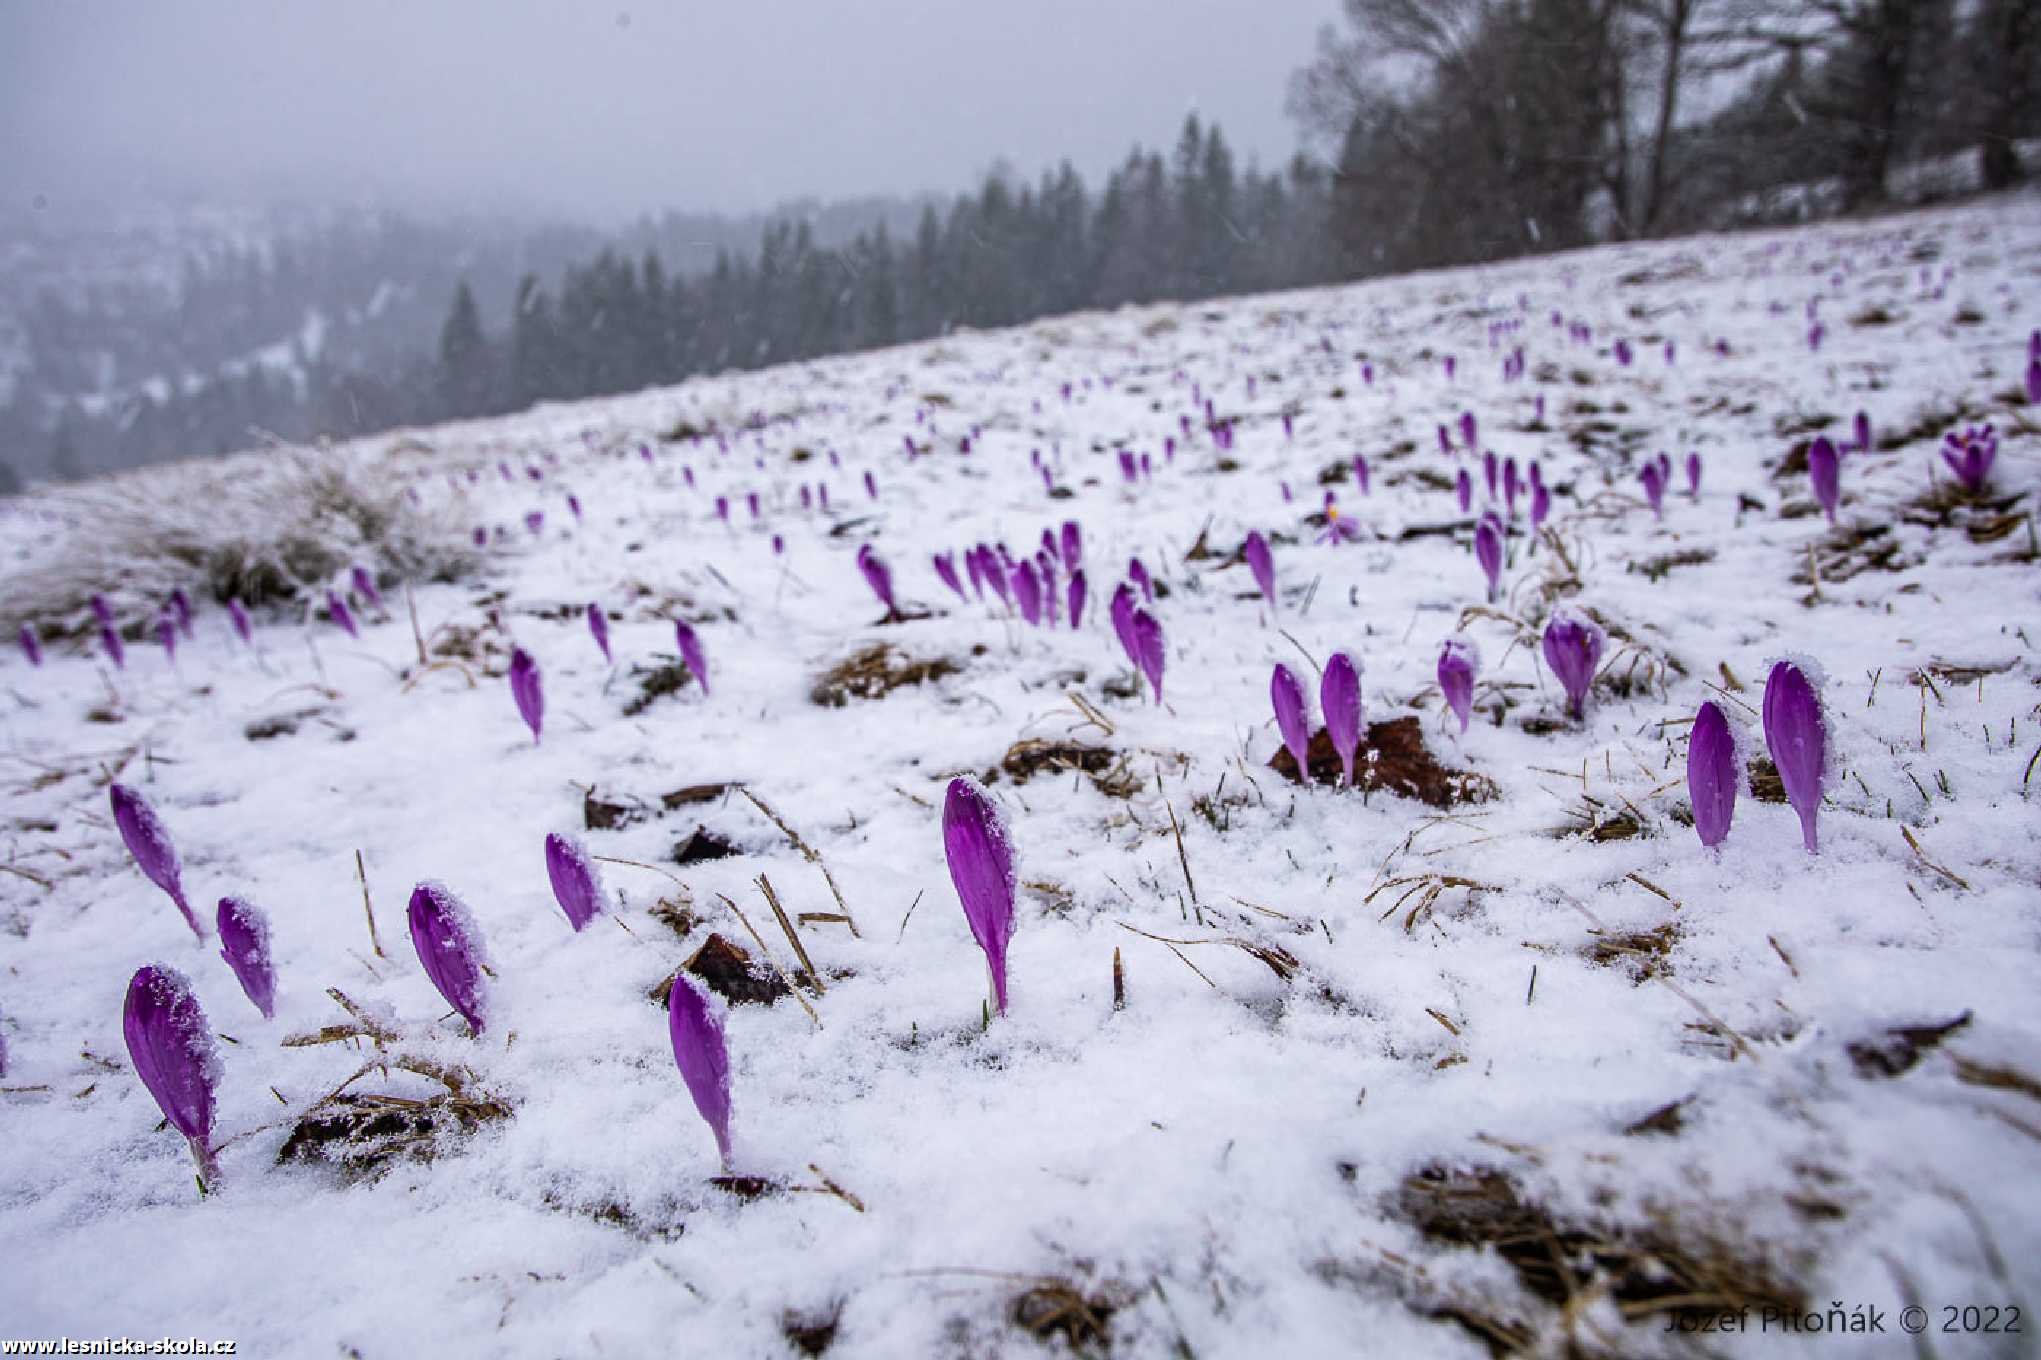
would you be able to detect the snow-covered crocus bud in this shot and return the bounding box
[1474,514,1504,602]
[932,552,967,601]
[667,971,733,1168]
[544,832,603,932]
[326,590,359,640]
[1132,608,1165,703]
[587,604,612,664]
[1270,664,1312,775]
[675,621,709,695]
[1685,453,1702,498]
[509,647,544,743]
[122,964,221,1185]
[407,882,489,1034]
[19,623,42,667]
[1807,436,1840,523]
[349,565,384,614]
[857,544,897,616]
[943,777,1017,1015]
[1939,425,1997,494]
[216,897,277,1019]
[227,599,252,646]
[1687,701,1738,849]
[109,783,201,937]
[1244,532,1275,611]
[1320,652,1363,786]
[1540,609,1604,720]
[1437,637,1478,735]
[169,588,194,639]
[1456,469,1473,514]
[1067,569,1087,630]
[1763,660,1826,853]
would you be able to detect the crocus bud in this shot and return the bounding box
[1244,532,1275,610]
[1060,521,1082,569]
[407,882,489,1033]
[1483,450,1498,499]
[933,552,967,601]
[227,599,252,646]
[544,832,603,931]
[1541,610,1604,720]
[1502,458,1519,515]
[1474,514,1504,602]
[92,594,114,629]
[587,604,612,663]
[349,565,384,614]
[110,782,200,936]
[1132,609,1165,703]
[1687,701,1738,849]
[1456,469,1473,513]
[1110,583,1138,667]
[675,621,709,695]
[667,972,734,1168]
[216,896,278,1019]
[1437,637,1478,735]
[326,591,359,640]
[1853,411,1871,455]
[156,613,178,663]
[2027,358,2040,407]
[1807,436,1840,522]
[509,647,544,743]
[1685,453,1702,498]
[1354,456,1370,495]
[1320,652,1363,786]
[19,623,42,667]
[1067,569,1087,629]
[122,964,220,1185]
[1128,558,1153,602]
[1939,425,1997,494]
[943,778,1017,1015]
[1270,664,1312,775]
[169,588,194,639]
[100,625,126,671]
[1763,661,1825,853]
[1640,462,1665,517]
[1459,411,1477,450]
[1530,481,1551,531]
[1011,561,1043,626]
[857,544,897,616]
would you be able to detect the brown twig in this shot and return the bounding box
[355,850,386,959]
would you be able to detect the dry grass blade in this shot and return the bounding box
[1165,799,1199,906]
[739,788,862,937]
[1115,922,1299,982]
[355,849,387,959]
[758,874,824,993]
[1900,826,1971,891]
[714,893,822,1029]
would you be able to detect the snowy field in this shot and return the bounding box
[2,191,2038,1359]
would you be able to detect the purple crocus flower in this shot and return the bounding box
[1807,436,1840,523]
[20,623,43,667]
[110,782,200,936]
[227,599,252,646]
[1764,661,1826,853]
[1541,609,1604,720]
[1243,531,1275,610]
[1456,469,1473,514]
[1459,411,1477,450]
[667,972,734,1168]
[587,604,612,663]
[326,590,359,640]
[156,613,178,664]
[1353,456,1370,495]
[1320,652,1363,786]
[1685,453,1702,498]
[407,881,489,1033]
[1060,521,1082,570]
[473,527,489,548]
[1270,664,1312,774]
[545,832,603,932]
[857,544,897,617]
[1438,424,1452,457]
[1640,462,1666,517]
[863,471,879,499]
[509,646,544,743]
[1110,583,1139,668]
[2027,358,2040,406]
[1067,569,1087,629]
[1118,450,1138,484]
[1853,411,1872,455]
[122,964,220,1184]
[100,624,126,671]
[92,593,114,629]
[1131,608,1165,703]
[169,588,194,639]
[349,565,384,614]
[1939,425,1997,493]
[1437,638,1478,735]
[1128,558,1153,602]
[1530,480,1551,531]
[1474,514,1504,601]
[1483,450,1498,500]
[746,492,760,520]
[933,552,967,601]
[980,548,1012,609]
[1502,458,1519,516]
[1011,560,1043,626]
[525,510,546,535]
[675,621,709,694]
[1687,701,1738,849]
[216,896,277,1019]
[943,777,1017,1015]
[567,493,583,521]
[715,496,730,522]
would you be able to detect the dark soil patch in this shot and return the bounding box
[991,739,1142,799]
[278,1088,510,1183]
[1011,1280,1120,1355]
[584,788,650,830]
[1627,547,1715,582]
[624,660,695,716]
[648,935,789,1009]
[811,643,959,707]
[782,1303,843,1356]
[1623,1096,1693,1137]
[673,828,741,865]
[1270,717,1498,808]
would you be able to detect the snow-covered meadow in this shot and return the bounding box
[2,190,2038,1358]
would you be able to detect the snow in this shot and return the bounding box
[2,189,2038,1357]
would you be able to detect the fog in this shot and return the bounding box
[0,0,1336,222]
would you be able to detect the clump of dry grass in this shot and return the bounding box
[810,643,960,707]
[0,446,473,638]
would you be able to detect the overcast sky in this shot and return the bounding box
[1,0,1339,224]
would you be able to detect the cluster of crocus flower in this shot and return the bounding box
[1938,425,1997,493]
[1687,660,1827,852]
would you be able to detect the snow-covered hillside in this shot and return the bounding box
[2,190,2037,1359]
